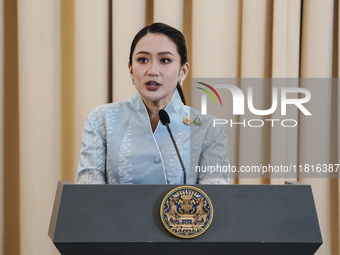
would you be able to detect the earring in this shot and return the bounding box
[179,79,183,86]
[132,79,135,85]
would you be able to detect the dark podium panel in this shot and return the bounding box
[49,181,322,255]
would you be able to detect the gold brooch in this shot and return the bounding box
[160,186,213,238]
[183,114,191,125]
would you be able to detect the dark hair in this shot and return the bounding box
[129,23,187,105]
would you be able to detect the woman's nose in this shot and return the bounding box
[147,62,159,76]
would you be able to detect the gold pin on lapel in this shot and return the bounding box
[183,114,192,125]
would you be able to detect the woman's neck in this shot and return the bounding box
[142,98,170,133]
[148,112,159,133]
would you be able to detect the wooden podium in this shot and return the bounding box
[49,181,322,255]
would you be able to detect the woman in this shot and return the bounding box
[76,23,229,184]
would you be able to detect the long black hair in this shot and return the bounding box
[129,23,187,105]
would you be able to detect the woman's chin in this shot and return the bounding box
[140,92,174,108]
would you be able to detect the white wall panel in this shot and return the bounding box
[192,0,240,179]
[74,0,109,170]
[192,0,239,77]
[154,0,183,31]
[299,0,334,254]
[270,0,301,183]
[112,0,144,102]
[18,0,61,253]
[238,0,268,184]
[0,0,4,252]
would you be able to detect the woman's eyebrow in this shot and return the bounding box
[158,51,174,56]
[135,51,174,56]
[135,51,150,55]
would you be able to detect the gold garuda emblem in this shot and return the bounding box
[160,186,213,238]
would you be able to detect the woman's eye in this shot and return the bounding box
[160,58,171,64]
[138,58,148,63]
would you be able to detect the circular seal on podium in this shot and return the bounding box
[160,186,213,238]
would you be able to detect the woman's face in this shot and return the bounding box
[129,33,189,108]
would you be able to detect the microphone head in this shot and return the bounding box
[159,109,170,125]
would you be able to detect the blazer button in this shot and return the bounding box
[153,158,161,164]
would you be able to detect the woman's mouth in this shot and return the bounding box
[146,81,161,91]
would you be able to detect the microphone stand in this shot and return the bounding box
[164,123,186,185]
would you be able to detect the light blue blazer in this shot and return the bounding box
[76,90,229,185]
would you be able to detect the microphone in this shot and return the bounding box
[159,109,186,185]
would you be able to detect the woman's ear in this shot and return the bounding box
[128,63,133,79]
[179,62,190,81]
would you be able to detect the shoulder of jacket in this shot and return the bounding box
[88,98,134,117]
[188,107,218,126]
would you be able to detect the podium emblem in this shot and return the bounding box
[160,186,213,238]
